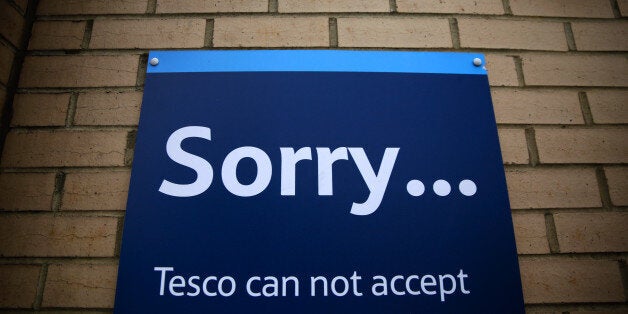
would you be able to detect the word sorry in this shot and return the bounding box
[158,126,399,215]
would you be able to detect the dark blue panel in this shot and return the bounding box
[115,68,524,313]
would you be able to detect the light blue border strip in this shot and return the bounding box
[147,50,486,75]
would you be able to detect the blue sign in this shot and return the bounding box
[115,50,525,313]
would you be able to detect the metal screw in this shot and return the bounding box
[149,57,159,66]
[472,58,482,66]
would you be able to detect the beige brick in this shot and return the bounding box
[0,265,40,308]
[491,88,583,124]
[485,54,518,86]
[62,171,130,211]
[14,0,28,13]
[498,128,529,164]
[620,0,628,17]
[214,17,328,47]
[11,311,121,314]
[554,212,628,253]
[512,213,550,254]
[43,263,117,308]
[572,22,628,52]
[520,259,624,303]
[11,93,69,127]
[605,167,628,206]
[279,0,389,12]
[1,130,128,167]
[0,215,117,256]
[0,86,5,107]
[338,17,451,48]
[525,310,561,314]
[506,168,601,209]
[19,55,139,88]
[0,172,56,211]
[587,90,628,124]
[458,19,567,51]
[522,54,628,87]
[75,91,142,126]
[536,128,628,164]
[157,0,267,13]
[510,0,614,18]
[28,21,85,50]
[0,42,14,85]
[90,19,205,49]
[38,0,148,15]
[397,0,503,14]
[0,1,25,46]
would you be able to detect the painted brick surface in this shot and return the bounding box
[506,168,601,209]
[337,17,452,48]
[485,54,518,86]
[620,0,628,16]
[522,54,628,87]
[554,212,628,253]
[498,128,529,164]
[512,213,550,254]
[605,167,628,206]
[0,172,56,211]
[0,265,40,308]
[536,128,628,164]
[90,19,205,49]
[28,20,85,50]
[11,93,69,126]
[214,17,329,47]
[62,171,130,211]
[458,19,567,51]
[571,22,628,52]
[37,0,149,15]
[491,88,583,124]
[75,91,142,126]
[519,259,624,303]
[157,0,267,13]
[587,90,628,124]
[0,86,5,108]
[0,0,25,46]
[19,55,139,88]
[0,42,14,85]
[0,215,117,257]
[43,263,117,308]
[279,0,389,12]
[509,0,614,18]
[396,0,503,14]
[1,130,128,167]
[13,0,27,13]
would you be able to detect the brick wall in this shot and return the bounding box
[0,0,626,313]
[0,0,32,157]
